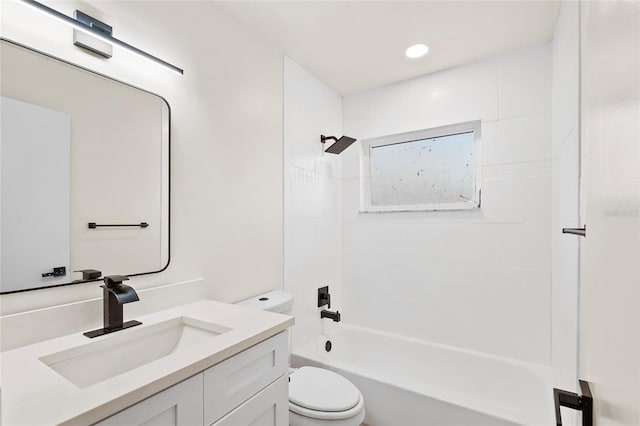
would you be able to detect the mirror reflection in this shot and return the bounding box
[0,39,170,293]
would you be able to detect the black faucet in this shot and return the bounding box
[321,309,341,322]
[83,275,142,338]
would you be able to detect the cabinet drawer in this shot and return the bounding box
[96,373,204,426]
[204,331,288,425]
[211,375,288,426]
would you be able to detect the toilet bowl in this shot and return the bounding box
[236,291,365,426]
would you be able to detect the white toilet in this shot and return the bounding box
[237,291,365,426]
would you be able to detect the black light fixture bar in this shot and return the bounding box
[20,0,184,75]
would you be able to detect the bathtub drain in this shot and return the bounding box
[325,340,332,352]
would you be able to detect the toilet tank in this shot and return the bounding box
[236,290,293,315]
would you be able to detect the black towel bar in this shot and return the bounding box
[88,222,149,229]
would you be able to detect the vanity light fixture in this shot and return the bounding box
[405,43,430,59]
[72,10,113,59]
[19,0,184,75]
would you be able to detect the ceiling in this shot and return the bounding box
[215,1,561,95]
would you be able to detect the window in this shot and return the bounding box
[361,121,481,212]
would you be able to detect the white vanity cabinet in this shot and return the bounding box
[96,331,288,426]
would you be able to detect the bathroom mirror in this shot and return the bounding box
[0,39,170,294]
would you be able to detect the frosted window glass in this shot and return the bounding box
[370,132,474,206]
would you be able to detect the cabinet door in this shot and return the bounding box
[204,331,288,424]
[97,374,203,426]
[211,375,288,426]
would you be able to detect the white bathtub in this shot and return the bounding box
[291,324,554,426]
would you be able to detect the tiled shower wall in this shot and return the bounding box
[283,56,343,351]
[285,37,577,368]
[342,44,554,364]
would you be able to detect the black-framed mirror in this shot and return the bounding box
[0,38,170,294]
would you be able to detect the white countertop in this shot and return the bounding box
[0,299,293,426]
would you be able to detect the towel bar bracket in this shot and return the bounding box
[562,225,586,237]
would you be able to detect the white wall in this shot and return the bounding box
[0,1,283,318]
[342,44,553,363]
[550,0,580,393]
[283,57,343,351]
[579,0,640,423]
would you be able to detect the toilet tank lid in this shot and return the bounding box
[235,290,293,313]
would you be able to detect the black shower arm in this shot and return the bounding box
[320,135,339,144]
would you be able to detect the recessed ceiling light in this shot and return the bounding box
[405,43,430,59]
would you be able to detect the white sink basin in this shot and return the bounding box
[40,316,230,388]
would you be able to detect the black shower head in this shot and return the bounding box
[320,135,357,155]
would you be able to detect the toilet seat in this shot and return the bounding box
[289,396,365,421]
[289,367,364,420]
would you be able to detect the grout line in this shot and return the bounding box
[483,159,553,167]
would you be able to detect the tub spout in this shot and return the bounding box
[321,309,341,322]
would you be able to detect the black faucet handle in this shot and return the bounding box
[104,275,129,288]
[318,286,331,308]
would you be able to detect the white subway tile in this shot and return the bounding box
[497,44,551,119]
[551,0,579,158]
[344,73,498,141]
[485,113,551,165]
[343,222,550,270]
[481,175,552,223]
[483,160,552,180]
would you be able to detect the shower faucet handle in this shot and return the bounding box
[318,286,331,309]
